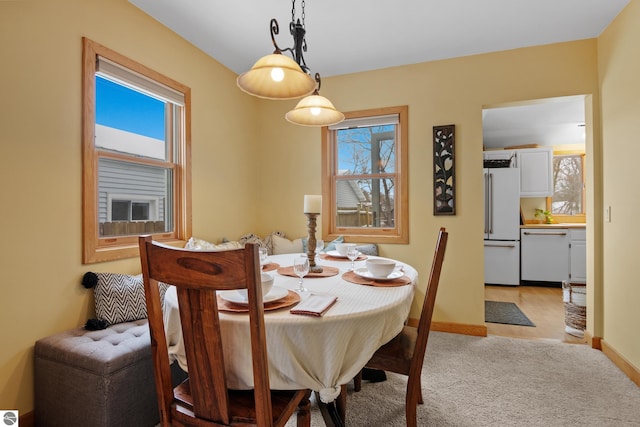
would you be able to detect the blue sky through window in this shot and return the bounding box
[96,76,165,140]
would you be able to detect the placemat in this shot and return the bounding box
[261,262,279,272]
[277,266,340,278]
[217,290,301,313]
[341,271,412,287]
[320,253,368,262]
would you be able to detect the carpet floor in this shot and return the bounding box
[286,332,640,426]
[485,300,535,327]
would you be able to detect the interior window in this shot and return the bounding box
[82,38,191,263]
[322,106,408,243]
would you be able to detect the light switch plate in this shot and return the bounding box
[605,205,611,222]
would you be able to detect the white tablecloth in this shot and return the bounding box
[162,253,417,403]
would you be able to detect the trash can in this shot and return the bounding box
[562,281,586,337]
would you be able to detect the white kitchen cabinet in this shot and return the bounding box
[515,147,554,197]
[521,228,569,282]
[569,228,587,283]
[483,147,554,197]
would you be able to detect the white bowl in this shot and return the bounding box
[366,258,396,278]
[237,273,274,300]
[335,243,357,256]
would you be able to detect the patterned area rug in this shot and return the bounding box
[485,300,535,327]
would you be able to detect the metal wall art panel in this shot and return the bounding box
[433,124,455,215]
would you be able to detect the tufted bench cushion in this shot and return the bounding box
[34,319,186,427]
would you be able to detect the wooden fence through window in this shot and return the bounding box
[100,221,165,237]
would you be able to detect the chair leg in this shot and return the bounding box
[297,390,312,427]
[405,389,419,427]
[337,384,347,421]
[405,378,423,427]
[354,370,362,392]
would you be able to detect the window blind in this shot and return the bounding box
[328,114,399,130]
[96,56,185,106]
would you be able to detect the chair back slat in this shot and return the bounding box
[139,236,274,426]
[176,286,230,422]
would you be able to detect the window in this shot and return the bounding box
[82,38,191,263]
[546,151,585,222]
[322,106,408,244]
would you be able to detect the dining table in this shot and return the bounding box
[162,251,418,426]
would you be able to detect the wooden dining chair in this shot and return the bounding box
[138,236,311,427]
[357,227,448,427]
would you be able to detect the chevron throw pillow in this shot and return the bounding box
[93,272,169,325]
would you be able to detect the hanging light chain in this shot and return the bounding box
[291,0,306,29]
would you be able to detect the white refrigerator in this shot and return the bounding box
[484,167,521,285]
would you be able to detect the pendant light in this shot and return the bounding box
[286,73,344,126]
[236,0,343,127]
[237,19,315,100]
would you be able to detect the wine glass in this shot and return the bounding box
[259,247,269,268]
[293,255,310,293]
[347,246,359,271]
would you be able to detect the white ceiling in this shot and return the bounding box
[128,0,627,146]
[483,96,586,148]
[128,0,628,78]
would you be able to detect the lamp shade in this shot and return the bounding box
[237,53,316,100]
[285,94,345,127]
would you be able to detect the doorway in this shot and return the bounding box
[482,95,590,342]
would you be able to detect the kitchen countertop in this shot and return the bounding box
[521,223,586,229]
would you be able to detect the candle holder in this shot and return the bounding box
[305,213,323,273]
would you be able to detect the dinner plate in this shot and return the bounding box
[218,286,289,305]
[325,250,348,258]
[353,268,404,281]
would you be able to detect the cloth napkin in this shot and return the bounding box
[290,294,337,317]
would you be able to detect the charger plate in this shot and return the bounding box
[320,253,368,262]
[353,268,404,281]
[217,290,300,313]
[342,271,411,287]
[219,286,289,305]
[261,262,279,272]
[277,266,339,278]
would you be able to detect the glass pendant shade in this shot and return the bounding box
[285,93,345,127]
[237,53,316,100]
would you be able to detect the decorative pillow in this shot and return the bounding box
[355,243,378,256]
[262,231,286,255]
[271,234,305,254]
[82,272,170,327]
[324,236,344,252]
[238,233,263,247]
[185,236,243,251]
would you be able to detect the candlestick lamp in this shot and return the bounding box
[303,195,323,273]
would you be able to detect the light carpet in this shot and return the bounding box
[286,332,640,426]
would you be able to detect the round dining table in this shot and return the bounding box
[162,252,418,425]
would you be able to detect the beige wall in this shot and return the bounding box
[0,0,259,412]
[4,0,639,416]
[254,40,599,328]
[598,0,640,367]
